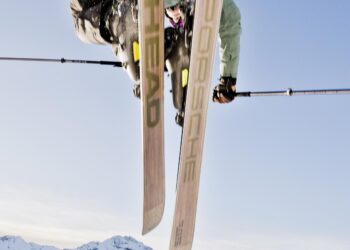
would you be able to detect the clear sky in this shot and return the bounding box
[1,1,350,250]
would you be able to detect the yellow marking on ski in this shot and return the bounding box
[182,68,189,88]
[133,41,140,62]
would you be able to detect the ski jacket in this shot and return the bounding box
[219,0,241,78]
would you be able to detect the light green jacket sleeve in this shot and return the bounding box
[219,0,241,78]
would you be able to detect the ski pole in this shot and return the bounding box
[0,56,123,67]
[235,88,350,98]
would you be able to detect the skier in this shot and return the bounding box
[164,0,241,104]
[69,0,240,127]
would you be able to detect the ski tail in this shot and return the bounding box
[170,0,223,248]
[138,0,165,235]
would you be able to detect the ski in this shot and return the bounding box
[170,0,223,249]
[138,0,165,235]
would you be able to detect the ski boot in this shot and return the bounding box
[212,76,237,103]
[175,111,185,127]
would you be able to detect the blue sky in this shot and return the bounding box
[1,1,350,249]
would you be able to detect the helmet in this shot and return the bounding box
[165,0,181,9]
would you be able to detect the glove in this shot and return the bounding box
[212,77,237,103]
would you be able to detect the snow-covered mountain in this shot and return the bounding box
[0,236,152,250]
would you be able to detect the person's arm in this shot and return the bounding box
[218,0,241,78]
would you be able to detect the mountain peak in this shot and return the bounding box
[74,236,152,250]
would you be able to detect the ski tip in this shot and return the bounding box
[142,203,165,235]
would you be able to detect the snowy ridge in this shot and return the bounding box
[0,236,152,250]
[0,236,57,250]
